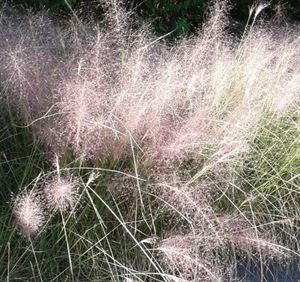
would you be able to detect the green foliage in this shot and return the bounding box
[0,101,170,281]
[6,0,300,37]
[138,0,205,37]
[8,0,77,9]
[136,0,300,37]
[0,104,46,199]
[221,109,300,220]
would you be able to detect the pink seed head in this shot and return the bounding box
[13,192,45,237]
[44,176,79,212]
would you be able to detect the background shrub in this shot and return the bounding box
[7,0,300,37]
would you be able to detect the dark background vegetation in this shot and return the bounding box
[6,0,300,37]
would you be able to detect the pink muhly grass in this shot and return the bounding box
[13,191,45,237]
[44,176,80,212]
[230,233,289,259]
[157,233,223,281]
[0,10,63,123]
[1,2,299,168]
[217,215,290,259]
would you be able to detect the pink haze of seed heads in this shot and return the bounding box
[1,0,298,169]
[2,0,300,280]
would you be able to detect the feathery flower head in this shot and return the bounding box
[13,191,45,237]
[44,176,79,212]
[158,233,222,281]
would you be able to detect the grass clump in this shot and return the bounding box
[0,1,300,281]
